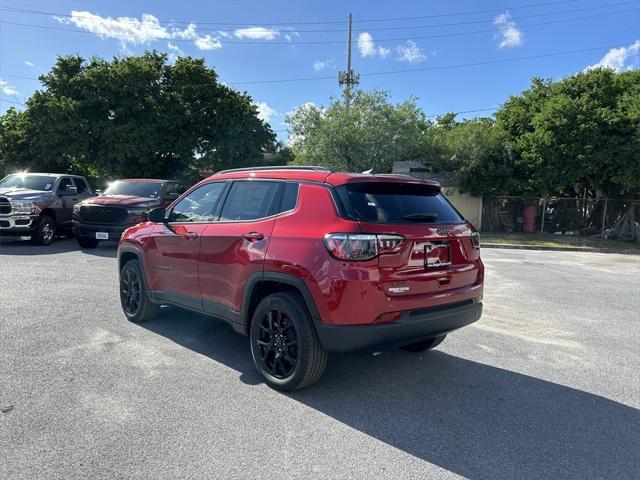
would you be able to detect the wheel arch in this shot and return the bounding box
[39,208,57,224]
[242,272,322,335]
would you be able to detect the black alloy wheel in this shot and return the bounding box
[120,264,142,317]
[256,308,299,379]
[250,292,327,391]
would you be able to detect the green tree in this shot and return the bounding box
[286,90,429,172]
[0,52,276,181]
[496,68,640,197]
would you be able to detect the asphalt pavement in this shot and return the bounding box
[1,237,639,479]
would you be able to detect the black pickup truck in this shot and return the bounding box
[0,173,94,245]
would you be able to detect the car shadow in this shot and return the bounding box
[0,237,117,258]
[139,308,639,479]
[0,236,78,255]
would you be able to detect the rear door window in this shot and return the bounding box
[336,182,464,224]
[279,182,299,213]
[219,181,281,221]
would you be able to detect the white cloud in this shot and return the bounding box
[313,59,336,71]
[234,27,279,40]
[396,40,426,63]
[0,78,18,96]
[255,101,277,122]
[194,35,222,50]
[167,42,184,54]
[358,32,390,59]
[166,42,184,62]
[24,61,35,68]
[56,11,222,51]
[587,40,640,72]
[493,12,524,49]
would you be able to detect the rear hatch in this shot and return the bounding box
[334,180,481,297]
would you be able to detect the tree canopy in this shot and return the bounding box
[495,68,640,197]
[0,52,276,181]
[286,90,429,173]
[287,68,639,198]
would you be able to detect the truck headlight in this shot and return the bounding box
[10,200,36,214]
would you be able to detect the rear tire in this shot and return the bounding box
[250,292,327,391]
[31,215,56,245]
[77,237,99,249]
[402,334,447,353]
[120,259,160,323]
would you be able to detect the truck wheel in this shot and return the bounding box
[250,292,327,391]
[31,215,56,245]
[119,259,160,322]
[402,334,447,353]
[77,237,99,249]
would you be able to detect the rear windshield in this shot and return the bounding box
[336,182,464,224]
[102,181,163,198]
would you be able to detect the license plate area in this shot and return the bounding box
[96,232,109,240]
[425,242,451,268]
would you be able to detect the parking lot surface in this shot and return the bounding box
[1,238,639,479]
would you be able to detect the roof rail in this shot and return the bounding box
[216,165,332,174]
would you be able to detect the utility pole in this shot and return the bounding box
[338,13,359,108]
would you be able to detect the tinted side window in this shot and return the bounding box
[279,183,299,213]
[170,182,226,223]
[58,178,74,192]
[219,181,280,221]
[73,178,90,194]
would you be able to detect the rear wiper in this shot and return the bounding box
[402,213,439,222]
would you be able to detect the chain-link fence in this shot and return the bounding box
[482,196,640,241]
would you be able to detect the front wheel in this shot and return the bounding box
[250,292,327,391]
[402,334,447,353]
[120,259,160,323]
[31,215,56,245]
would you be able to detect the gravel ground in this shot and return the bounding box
[1,237,639,479]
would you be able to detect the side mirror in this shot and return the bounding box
[149,207,166,223]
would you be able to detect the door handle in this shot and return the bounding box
[182,232,199,240]
[243,232,265,242]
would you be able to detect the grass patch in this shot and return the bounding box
[480,232,640,252]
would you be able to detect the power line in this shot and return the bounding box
[0,43,628,87]
[1,1,635,34]
[0,98,24,106]
[1,7,636,45]
[0,0,596,27]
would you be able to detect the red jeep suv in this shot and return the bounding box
[117,166,483,390]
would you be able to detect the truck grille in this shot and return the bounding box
[0,197,11,214]
[80,205,128,225]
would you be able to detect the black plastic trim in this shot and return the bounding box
[315,302,482,353]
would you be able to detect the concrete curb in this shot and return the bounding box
[481,242,640,255]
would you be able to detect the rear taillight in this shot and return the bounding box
[323,234,404,261]
[471,232,480,250]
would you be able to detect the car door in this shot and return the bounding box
[198,180,282,318]
[55,177,79,228]
[146,181,228,310]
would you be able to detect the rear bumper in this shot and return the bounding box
[73,221,128,239]
[314,300,482,353]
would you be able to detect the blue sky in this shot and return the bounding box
[1,0,638,139]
